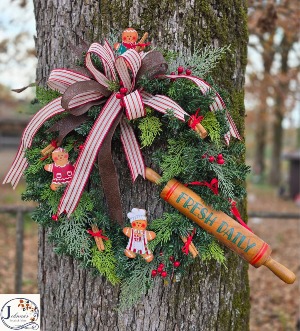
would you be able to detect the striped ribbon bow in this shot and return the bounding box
[3,41,241,221]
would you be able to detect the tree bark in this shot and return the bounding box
[34,1,250,330]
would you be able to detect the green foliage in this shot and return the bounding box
[138,111,162,148]
[201,240,226,265]
[159,138,188,182]
[169,45,230,78]
[201,112,221,145]
[119,258,154,310]
[91,242,120,285]
[36,86,61,106]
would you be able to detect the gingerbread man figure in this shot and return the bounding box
[44,147,74,191]
[114,28,150,54]
[123,208,156,262]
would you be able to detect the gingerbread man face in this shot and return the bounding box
[131,219,147,230]
[122,28,138,43]
[52,149,69,167]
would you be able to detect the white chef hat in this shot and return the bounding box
[52,147,67,154]
[127,208,147,223]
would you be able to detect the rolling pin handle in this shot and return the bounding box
[263,256,296,284]
[145,167,161,184]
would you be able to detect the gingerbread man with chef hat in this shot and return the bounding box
[123,208,156,262]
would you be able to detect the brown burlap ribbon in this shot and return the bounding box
[48,50,168,224]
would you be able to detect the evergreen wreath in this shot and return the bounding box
[7,31,250,309]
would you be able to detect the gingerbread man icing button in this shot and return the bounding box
[44,147,75,191]
[123,208,156,262]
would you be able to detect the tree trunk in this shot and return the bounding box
[34,1,250,330]
[253,33,275,180]
[268,33,292,186]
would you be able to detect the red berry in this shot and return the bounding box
[177,66,184,74]
[116,93,123,99]
[158,263,165,269]
[119,80,124,87]
[217,154,223,159]
[217,158,225,165]
[186,69,192,75]
[120,87,128,94]
[151,270,158,277]
[170,72,176,75]
[209,156,215,163]
[159,252,163,256]
[173,261,181,268]
[157,267,163,273]
[169,256,174,262]
[202,154,207,159]
[161,271,168,278]
[51,214,58,221]
[79,145,84,151]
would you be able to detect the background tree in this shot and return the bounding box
[33,1,249,330]
[247,0,299,185]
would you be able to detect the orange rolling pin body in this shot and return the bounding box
[146,168,296,284]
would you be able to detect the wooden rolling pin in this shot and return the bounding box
[146,167,296,284]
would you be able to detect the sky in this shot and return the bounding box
[0,0,37,99]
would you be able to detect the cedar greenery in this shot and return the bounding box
[21,44,250,309]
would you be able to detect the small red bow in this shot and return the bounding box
[188,109,204,130]
[87,229,109,240]
[185,178,219,195]
[182,228,196,255]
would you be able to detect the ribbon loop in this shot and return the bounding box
[48,69,91,93]
[115,49,142,93]
[61,80,109,110]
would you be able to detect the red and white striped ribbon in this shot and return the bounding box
[66,91,104,110]
[162,74,241,143]
[141,91,188,121]
[115,49,142,93]
[57,94,122,217]
[85,43,116,87]
[48,69,91,93]
[123,90,145,120]
[3,97,65,188]
[120,116,145,180]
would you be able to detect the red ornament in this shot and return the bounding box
[209,156,215,163]
[120,87,128,94]
[173,261,181,268]
[161,271,168,278]
[169,256,174,262]
[217,158,225,165]
[51,214,58,221]
[177,66,184,74]
[116,93,123,99]
[151,270,158,277]
[186,69,192,75]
